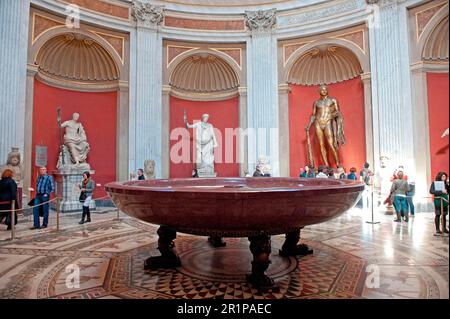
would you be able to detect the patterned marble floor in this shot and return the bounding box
[0,206,448,299]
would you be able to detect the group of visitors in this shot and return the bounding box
[389,168,413,222]
[0,166,95,231]
[300,162,374,211]
[299,163,373,182]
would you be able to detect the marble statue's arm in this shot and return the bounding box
[60,121,69,128]
[211,126,219,148]
[79,124,87,140]
[306,102,316,131]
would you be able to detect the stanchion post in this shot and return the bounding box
[440,197,444,234]
[10,200,15,240]
[56,197,60,231]
[366,186,380,224]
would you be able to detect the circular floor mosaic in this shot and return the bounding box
[1,215,445,299]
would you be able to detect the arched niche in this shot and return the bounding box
[167,49,241,101]
[166,50,241,178]
[416,4,449,63]
[25,28,129,200]
[283,39,370,177]
[31,28,125,91]
[35,33,120,90]
[422,15,449,62]
[283,38,369,84]
[287,45,363,86]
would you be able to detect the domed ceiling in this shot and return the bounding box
[158,0,292,6]
[151,0,329,13]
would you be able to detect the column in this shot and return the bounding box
[161,85,171,178]
[368,0,414,178]
[130,1,164,178]
[361,73,374,169]
[22,64,38,198]
[369,0,414,167]
[117,81,130,181]
[410,64,432,197]
[278,84,291,177]
[238,87,248,176]
[245,9,280,176]
[0,0,30,164]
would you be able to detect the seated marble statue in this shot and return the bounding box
[60,113,90,165]
[0,147,23,186]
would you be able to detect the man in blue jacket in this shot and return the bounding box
[31,167,54,229]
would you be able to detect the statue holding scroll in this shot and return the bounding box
[305,85,345,167]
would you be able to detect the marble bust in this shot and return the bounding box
[0,147,23,186]
[258,156,272,176]
[144,160,156,179]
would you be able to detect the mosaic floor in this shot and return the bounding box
[0,206,448,299]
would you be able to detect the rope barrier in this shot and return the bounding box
[0,194,115,213]
[0,196,60,213]
[1,194,117,240]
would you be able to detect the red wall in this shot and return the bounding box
[32,80,117,198]
[169,96,240,178]
[289,78,366,176]
[427,72,449,178]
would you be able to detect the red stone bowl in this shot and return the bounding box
[105,178,365,237]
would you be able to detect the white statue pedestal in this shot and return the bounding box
[197,166,216,178]
[52,165,96,213]
[198,173,217,178]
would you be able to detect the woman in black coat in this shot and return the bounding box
[429,171,449,234]
[0,169,18,230]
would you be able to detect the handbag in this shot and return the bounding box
[79,191,87,203]
[28,197,44,216]
[28,197,36,206]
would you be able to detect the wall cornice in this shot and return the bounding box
[31,0,374,41]
[277,0,366,28]
[35,72,121,92]
[410,61,449,73]
[31,0,135,32]
[170,87,239,101]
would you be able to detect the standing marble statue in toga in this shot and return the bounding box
[184,112,218,177]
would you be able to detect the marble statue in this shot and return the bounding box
[0,147,23,186]
[184,111,218,177]
[305,85,345,167]
[374,154,395,209]
[257,156,272,176]
[144,160,155,179]
[59,112,90,166]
